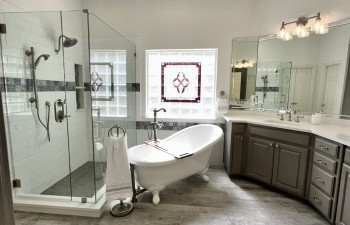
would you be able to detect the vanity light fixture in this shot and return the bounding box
[233,59,253,68]
[277,12,328,41]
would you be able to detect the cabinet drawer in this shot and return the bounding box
[311,165,335,196]
[313,152,337,174]
[249,125,310,146]
[345,148,350,165]
[309,185,332,218]
[315,138,339,158]
[232,124,245,133]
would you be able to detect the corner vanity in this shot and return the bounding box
[223,111,350,224]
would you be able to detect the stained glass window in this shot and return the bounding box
[146,49,217,119]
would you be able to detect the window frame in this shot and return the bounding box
[90,49,128,118]
[145,48,218,120]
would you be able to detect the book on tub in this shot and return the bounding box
[144,139,193,159]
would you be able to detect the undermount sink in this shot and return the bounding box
[263,119,301,126]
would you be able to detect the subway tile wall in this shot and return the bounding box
[0,11,93,195]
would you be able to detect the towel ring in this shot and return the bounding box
[108,124,126,137]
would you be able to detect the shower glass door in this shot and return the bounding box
[60,10,96,203]
[0,9,136,204]
[88,12,137,202]
[0,11,73,199]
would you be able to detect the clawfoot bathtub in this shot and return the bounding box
[128,124,223,205]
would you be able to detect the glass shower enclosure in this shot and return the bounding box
[0,10,136,206]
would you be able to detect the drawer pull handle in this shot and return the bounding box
[317,160,327,166]
[240,137,243,141]
[269,142,273,146]
[319,145,329,151]
[316,176,325,184]
[314,197,322,205]
[275,144,279,148]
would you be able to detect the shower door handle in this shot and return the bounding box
[54,99,65,123]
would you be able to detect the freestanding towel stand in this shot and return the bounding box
[108,124,134,217]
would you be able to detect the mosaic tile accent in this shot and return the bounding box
[136,121,225,131]
[84,82,91,91]
[1,77,77,92]
[0,77,4,92]
[127,83,140,92]
[84,82,140,92]
[255,87,279,92]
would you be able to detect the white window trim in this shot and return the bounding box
[145,48,218,120]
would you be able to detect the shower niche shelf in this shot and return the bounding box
[75,64,85,110]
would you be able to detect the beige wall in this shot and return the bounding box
[83,0,350,121]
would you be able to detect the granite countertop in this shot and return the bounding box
[223,111,350,146]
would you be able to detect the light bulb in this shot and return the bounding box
[312,16,329,34]
[295,24,309,38]
[314,18,322,31]
[278,27,286,39]
[283,32,293,41]
[314,19,328,34]
[318,26,329,34]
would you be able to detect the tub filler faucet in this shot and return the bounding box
[149,108,166,142]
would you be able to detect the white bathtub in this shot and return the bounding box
[128,124,223,204]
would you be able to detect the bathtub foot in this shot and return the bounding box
[148,185,164,205]
[199,165,210,182]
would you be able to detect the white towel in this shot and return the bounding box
[106,134,133,200]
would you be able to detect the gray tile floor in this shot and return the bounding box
[41,161,106,198]
[15,166,330,225]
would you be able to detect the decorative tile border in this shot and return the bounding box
[84,82,91,91]
[127,83,140,92]
[136,121,225,131]
[255,87,279,92]
[0,77,4,92]
[0,78,140,93]
[0,77,76,92]
[84,82,140,92]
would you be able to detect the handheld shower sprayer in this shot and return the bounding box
[55,35,78,54]
[25,46,51,141]
[34,54,50,68]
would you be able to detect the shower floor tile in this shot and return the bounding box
[41,161,106,198]
[16,166,330,225]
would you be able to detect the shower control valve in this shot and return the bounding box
[54,99,65,123]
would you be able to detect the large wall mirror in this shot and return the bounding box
[231,19,350,116]
[230,38,258,108]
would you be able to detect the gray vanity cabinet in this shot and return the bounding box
[272,142,309,197]
[247,125,311,197]
[336,148,350,225]
[309,137,343,223]
[246,137,274,184]
[224,123,246,175]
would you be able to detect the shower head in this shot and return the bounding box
[34,54,50,67]
[63,37,78,48]
[55,35,78,54]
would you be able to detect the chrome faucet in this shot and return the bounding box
[149,108,166,142]
[255,101,264,109]
[285,109,292,121]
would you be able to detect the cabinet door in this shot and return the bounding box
[272,143,309,197]
[336,164,350,225]
[230,135,244,174]
[247,137,274,184]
